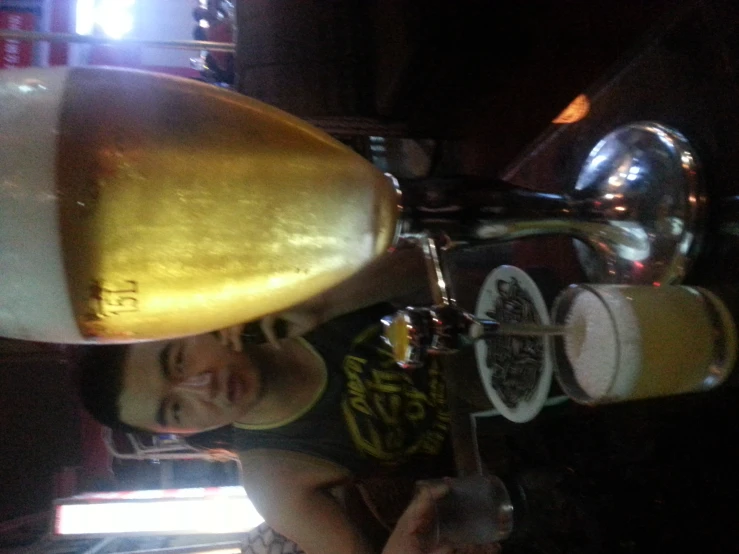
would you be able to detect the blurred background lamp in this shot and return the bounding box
[53,486,264,536]
[76,0,136,39]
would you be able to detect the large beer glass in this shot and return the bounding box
[551,285,737,403]
[1,67,398,343]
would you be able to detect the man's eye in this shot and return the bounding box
[175,345,185,376]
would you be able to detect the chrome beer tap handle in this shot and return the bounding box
[382,233,499,368]
[420,232,454,307]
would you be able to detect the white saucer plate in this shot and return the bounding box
[473,265,554,422]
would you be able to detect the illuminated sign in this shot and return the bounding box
[53,486,264,537]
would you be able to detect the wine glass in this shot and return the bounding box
[0,66,706,344]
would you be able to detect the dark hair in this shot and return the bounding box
[76,344,235,450]
[77,344,143,434]
[192,26,208,41]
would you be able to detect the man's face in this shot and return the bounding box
[118,333,262,434]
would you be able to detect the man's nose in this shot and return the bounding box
[176,371,213,392]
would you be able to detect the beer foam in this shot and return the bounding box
[564,288,640,399]
[0,67,84,342]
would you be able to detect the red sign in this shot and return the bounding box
[0,12,35,69]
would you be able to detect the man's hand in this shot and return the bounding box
[259,309,321,347]
[382,481,451,554]
[216,301,324,352]
[217,323,247,352]
[383,480,503,554]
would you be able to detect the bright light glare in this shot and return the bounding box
[75,0,96,35]
[590,154,608,169]
[610,222,650,261]
[54,487,264,536]
[607,175,624,187]
[76,0,136,39]
[98,0,135,38]
[626,165,641,181]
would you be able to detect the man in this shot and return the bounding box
[78,248,459,554]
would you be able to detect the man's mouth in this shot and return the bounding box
[227,370,245,405]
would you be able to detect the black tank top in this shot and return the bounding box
[190,304,452,478]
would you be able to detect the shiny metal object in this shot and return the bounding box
[570,122,705,284]
[420,234,454,306]
[381,303,499,369]
[398,122,705,285]
[381,308,429,370]
[382,234,500,368]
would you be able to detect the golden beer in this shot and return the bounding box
[620,286,731,398]
[553,285,737,403]
[19,67,397,342]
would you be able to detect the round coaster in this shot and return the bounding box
[474,265,554,422]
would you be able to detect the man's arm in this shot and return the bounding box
[240,449,376,554]
[239,450,499,554]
